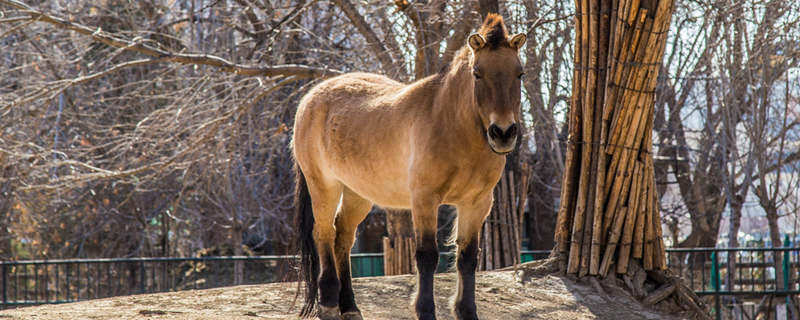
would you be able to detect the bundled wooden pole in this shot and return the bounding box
[554,0,674,278]
[383,209,416,275]
[383,236,416,275]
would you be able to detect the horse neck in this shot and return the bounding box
[432,53,485,150]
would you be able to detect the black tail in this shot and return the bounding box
[295,164,318,318]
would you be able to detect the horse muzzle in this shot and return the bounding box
[487,123,518,154]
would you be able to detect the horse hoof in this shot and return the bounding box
[318,306,342,320]
[341,311,363,320]
[454,308,479,320]
[416,312,436,320]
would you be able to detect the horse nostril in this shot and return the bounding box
[505,123,518,139]
[488,124,503,140]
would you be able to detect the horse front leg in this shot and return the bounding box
[411,196,440,320]
[453,197,492,320]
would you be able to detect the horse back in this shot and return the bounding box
[293,72,423,207]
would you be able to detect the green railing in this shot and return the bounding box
[3,246,798,319]
[665,238,799,320]
[0,250,550,308]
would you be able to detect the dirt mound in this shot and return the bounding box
[0,270,683,319]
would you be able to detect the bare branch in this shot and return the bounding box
[0,0,341,78]
[331,0,397,74]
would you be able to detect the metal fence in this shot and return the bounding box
[665,247,800,320]
[0,253,384,308]
[2,248,798,319]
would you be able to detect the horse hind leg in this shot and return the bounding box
[308,178,344,320]
[334,188,372,320]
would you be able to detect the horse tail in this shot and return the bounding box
[295,163,318,318]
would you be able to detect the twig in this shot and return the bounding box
[0,0,342,78]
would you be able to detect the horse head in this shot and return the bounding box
[467,13,527,155]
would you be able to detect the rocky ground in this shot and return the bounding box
[0,268,686,319]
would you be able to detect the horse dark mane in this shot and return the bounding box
[478,13,510,50]
[438,13,511,76]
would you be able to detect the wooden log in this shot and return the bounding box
[606,9,652,150]
[410,237,417,274]
[569,0,595,276]
[608,17,660,156]
[604,22,657,263]
[383,237,392,275]
[587,0,612,277]
[404,237,411,274]
[479,223,486,271]
[617,163,645,274]
[509,171,520,265]
[580,0,603,277]
[517,169,529,263]
[643,186,654,270]
[599,206,627,276]
[497,176,507,267]
[602,10,649,211]
[397,236,404,274]
[493,207,501,269]
[600,160,642,276]
[554,0,586,256]
[484,220,493,270]
[501,172,513,266]
[400,237,405,274]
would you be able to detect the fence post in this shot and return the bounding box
[66,263,71,301]
[783,235,790,316]
[139,261,145,294]
[782,235,790,289]
[711,251,721,320]
[2,263,7,306]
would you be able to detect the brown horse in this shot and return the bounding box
[293,14,526,320]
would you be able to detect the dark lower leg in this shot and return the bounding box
[318,249,341,309]
[415,233,439,320]
[336,254,358,314]
[454,239,479,320]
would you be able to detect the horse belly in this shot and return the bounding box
[329,156,412,209]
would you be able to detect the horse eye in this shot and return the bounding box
[518,72,525,79]
[473,72,482,79]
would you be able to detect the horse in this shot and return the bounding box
[292,14,526,320]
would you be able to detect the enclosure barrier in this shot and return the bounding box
[0,253,382,308]
[665,245,799,320]
[2,247,798,320]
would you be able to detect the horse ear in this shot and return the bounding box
[509,33,527,50]
[468,34,486,51]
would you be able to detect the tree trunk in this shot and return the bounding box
[554,0,674,277]
[0,156,13,260]
[755,187,786,291]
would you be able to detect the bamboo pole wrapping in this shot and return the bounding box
[567,0,594,276]
[556,0,675,278]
